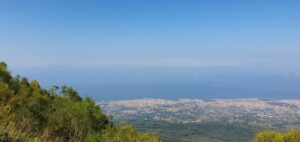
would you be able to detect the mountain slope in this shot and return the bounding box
[0,61,158,142]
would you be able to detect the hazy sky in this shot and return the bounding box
[1,0,299,67]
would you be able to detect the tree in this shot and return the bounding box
[0,82,13,105]
[100,124,159,142]
[61,85,82,102]
[253,129,300,142]
[49,85,59,96]
[0,62,12,84]
[0,61,158,142]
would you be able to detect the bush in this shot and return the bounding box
[100,124,159,142]
[253,129,300,142]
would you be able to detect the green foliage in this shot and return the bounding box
[0,82,13,104]
[0,62,12,84]
[130,120,261,142]
[100,124,159,142]
[0,61,158,142]
[253,129,300,142]
[61,85,82,102]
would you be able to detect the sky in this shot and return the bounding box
[0,0,300,68]
[1,0,300,100]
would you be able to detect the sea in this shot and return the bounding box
[11,65,300,101]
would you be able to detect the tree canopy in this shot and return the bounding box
[0,61,158,142]
[253,129,300,142]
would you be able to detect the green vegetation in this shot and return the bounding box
[100,124,158,142]
[130,120,262,142]
[2,61,300,142]
[130,120,300,142]
[253,129,300,142]
[0,62,158,142]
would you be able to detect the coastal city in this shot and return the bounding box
[100,98,300,128]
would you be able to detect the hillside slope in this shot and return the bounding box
[0,62,158,142]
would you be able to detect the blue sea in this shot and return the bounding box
[11,65,300,101]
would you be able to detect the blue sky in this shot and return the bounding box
[1,0,299,67]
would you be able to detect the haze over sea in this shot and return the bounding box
[1,1,300,101]
[11,65,300,101]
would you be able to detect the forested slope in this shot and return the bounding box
[0,61,158,142]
